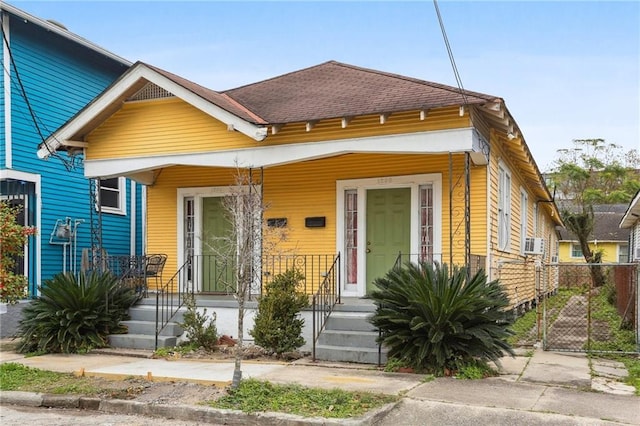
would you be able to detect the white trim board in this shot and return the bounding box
[85,128,482,184]
[3,13,11,169]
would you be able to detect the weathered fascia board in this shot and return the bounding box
[84,128,488,183]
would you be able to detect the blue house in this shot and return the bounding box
[0,3,142,296]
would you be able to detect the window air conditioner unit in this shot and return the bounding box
[524,237,544,255]
[550,255,559,264]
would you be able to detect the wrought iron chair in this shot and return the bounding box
[142,254,167,296]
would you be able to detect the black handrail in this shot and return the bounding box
[312,253,341,361]
[155,256,194,349]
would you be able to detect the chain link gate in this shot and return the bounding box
[496,261,639,354]
[540,263,639,354]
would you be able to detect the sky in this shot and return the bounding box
[11,1,640,172]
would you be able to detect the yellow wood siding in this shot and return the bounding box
[145,153,488,291]
[487,130,559,306]
[558,241,622,263]
[87,98,259,159]
[85,99,471,161]
[266,106,470,145]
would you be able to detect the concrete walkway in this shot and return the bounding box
[1,341,638,425]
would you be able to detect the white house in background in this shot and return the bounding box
[620,190,640,262]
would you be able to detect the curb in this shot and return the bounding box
[0,390,399,425]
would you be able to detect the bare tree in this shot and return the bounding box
[201,166,289,389]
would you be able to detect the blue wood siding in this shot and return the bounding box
[4,14,138,286]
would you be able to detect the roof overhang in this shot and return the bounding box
[82,128,485,185]
[1,3,131,66]
[37,63,268,158]
[473,101,562,225]
[620,190,640,228]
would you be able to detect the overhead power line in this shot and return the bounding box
[433,0,469,108]
[0,14,74,170]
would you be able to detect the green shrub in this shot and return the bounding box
[250,269,309,355]
[369,262,514,374]
[17,272,138,354]
[179,294,218,351]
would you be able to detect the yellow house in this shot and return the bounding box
[558,204,630,263]
[40,60,561,300]
[40,61,561,357]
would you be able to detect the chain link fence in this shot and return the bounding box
[495,261,639,354]
[542,263,638,354]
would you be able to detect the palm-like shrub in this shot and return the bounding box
[17,272,138,354]
[369,262,514,372]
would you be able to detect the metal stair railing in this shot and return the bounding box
[155,256,194,349]
[311,253,341,361]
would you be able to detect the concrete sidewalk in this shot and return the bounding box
[1,341,638,425]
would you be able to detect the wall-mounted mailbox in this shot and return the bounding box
[305,216,326,228]
[267,218,287,228]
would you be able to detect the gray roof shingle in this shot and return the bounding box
[222,61,499,124]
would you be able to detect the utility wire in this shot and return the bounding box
[433,0,469,108]
[0,15,74,170]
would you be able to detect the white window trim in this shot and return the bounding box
[520,188,528,256]
[617,243,629,263]
[99,177,127,215]
[497,161,511,252]
[336,173,442,298]
[0,169,41,293]
[570,242,583,258]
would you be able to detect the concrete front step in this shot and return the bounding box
[324,312,375,332]
[317,329,380,349]
[128,306,186,323]
[314,302,388,364]
[121,320,183,337]
[315,343,387,365]
[333,301,377,313]
[108,333,177,350]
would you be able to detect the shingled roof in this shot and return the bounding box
[143,63,268,124]
[222,61,499,124]
[558,204,631,242]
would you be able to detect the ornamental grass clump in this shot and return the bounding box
[369,262,514,374]
[17,271,139,354]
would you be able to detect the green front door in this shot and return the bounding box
[366,188,411,294]
[202,197,234,293]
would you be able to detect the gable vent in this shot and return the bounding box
[128,83,174,101]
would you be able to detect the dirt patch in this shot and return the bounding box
[122,345,309,406]
[154,344,309,363]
